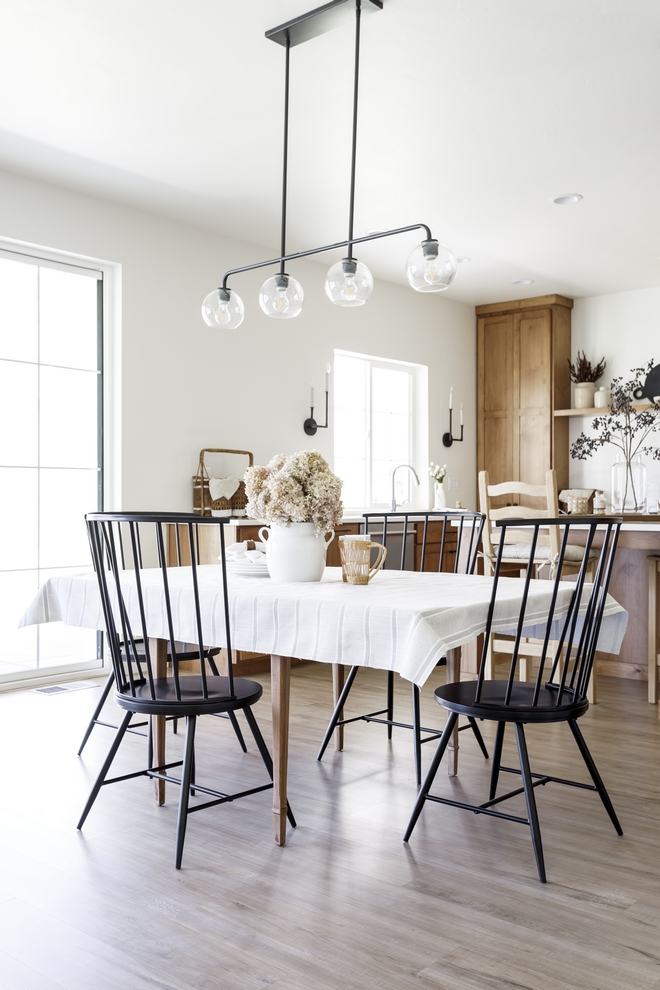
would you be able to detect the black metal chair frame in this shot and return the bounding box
[404,515,623,882]
[78,519,247,758]
[78,512,295,868]
[317,510,488,785]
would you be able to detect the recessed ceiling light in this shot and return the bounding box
[551,193,583,205]
[512,278,534,285]
[456,256,471,264]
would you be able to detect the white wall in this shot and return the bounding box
[0,168,477,513]
[570,287,660,505]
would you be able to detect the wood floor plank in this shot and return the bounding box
[1,666,660,989]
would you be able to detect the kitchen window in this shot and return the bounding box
[333,349,428,512]
[0,246,107,687]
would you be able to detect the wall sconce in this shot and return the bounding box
[442,386,464,447]
[304,363,331,436]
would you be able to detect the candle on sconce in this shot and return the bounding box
[310,379,315,408]
[325,363,331,391]
[449,386,453,410]
[460,402,464,426]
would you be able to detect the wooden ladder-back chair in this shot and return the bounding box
[79,512,295,868]
[479,469,598,695]
[404,516,624,882]
[317,511,488,786]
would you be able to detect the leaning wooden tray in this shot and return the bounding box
[192,448,254,517]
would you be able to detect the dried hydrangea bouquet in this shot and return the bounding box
[245,451,343,582]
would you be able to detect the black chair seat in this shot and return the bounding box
[116,675,263,717]
[435,680,589,724]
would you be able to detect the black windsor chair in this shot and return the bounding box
[79,512,295,869]
[404,516,623,883]
[317,511,488,785]
[77,517,247,759]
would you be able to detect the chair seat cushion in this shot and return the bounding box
[434,679,588,723]
[500,543,594,563]
[115,675,263,716]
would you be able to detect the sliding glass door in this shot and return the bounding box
[0,249,104,684]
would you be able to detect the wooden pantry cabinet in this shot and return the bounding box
[476,294,572,503]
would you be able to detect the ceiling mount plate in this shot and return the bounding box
[266,0,383,48]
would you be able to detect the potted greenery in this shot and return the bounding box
[568,351,607,409]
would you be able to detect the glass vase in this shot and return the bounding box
[611,455,647,513]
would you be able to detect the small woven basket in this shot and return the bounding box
[558,489,594,515]
[193,448,254,517]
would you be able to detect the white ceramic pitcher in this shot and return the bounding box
[259,522,335,582]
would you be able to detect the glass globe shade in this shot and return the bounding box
[405,240,457,292]
[201,287,244,329]
[324,257,373,307]
[258,273,304,319]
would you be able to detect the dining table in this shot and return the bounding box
[21,564,628,846]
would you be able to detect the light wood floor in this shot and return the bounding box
[1,664,659,990]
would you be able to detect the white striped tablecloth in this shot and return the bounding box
[20,566,628,687]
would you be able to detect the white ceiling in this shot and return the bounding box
[1,0,659,304]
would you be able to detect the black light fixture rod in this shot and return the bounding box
[220,221,433,290]
[346,0,361,261]
[280,35,291,275]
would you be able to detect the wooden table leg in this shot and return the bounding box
[271,654,291,846]
[445,646,461,777]
[149,637,168,805]
[332,663,345,751]
[649,557,659,704]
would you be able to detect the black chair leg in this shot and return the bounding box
[468,717,489,759]
[227,710,248,753]
[404,710,458,842]
[77,671,115,755]
[243,706,296,828]
[412,684,422,787]
[568,719,623,836]
[489,721,506,800]
[317,665,360,761]
[514,722,546,883]
[387,670,394,740]
[175,715,197,870]
[147,715,153,768]
[77,710,132,830]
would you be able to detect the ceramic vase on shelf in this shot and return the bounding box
[611,454,647,514]
[434,481,447,510]
[573,382,596,409]
[259,522,335,582]
[594,386,611,409]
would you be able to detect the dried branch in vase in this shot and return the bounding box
[568,350,607,384]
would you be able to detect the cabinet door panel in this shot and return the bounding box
[483,416,514,494]
[481,316,512,414]
[517,311,551,412]
[519,413,551,493]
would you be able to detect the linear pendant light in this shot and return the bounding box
[201,0,457,330]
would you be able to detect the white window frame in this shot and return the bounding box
[0,236,121,692]
[334,348,429,514]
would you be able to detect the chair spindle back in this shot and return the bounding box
[86,512,235,703]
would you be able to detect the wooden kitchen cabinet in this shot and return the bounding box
[476,294,572,504]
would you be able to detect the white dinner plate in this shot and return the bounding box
[226,561,270,576]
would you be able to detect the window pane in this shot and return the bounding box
[0,360,38,466]
[372,367,410,415]
[40,366,98,468]
[0,257,38,362]
[39,469,97,568]
[0,570,39,674]
[0,468,38,570]
[36,564,98,668]
[39,267,98,370]
[334,355,368,409]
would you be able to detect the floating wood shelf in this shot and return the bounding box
[554,404,653,417]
